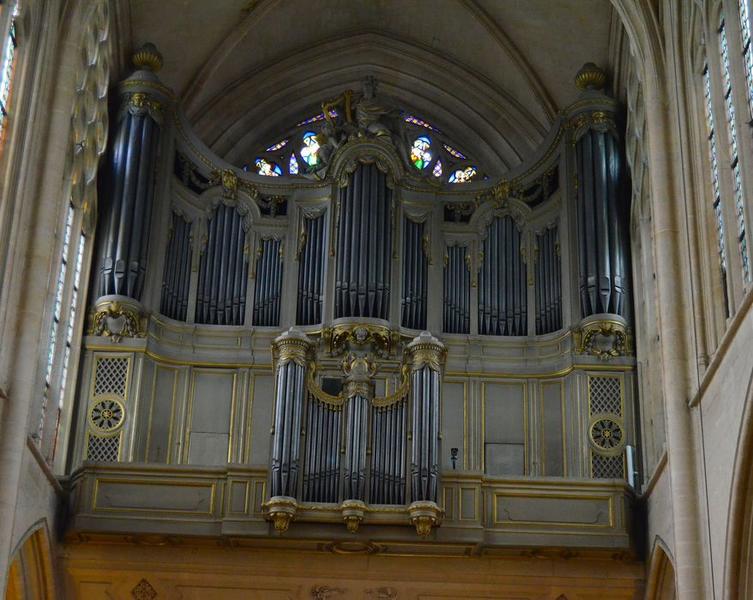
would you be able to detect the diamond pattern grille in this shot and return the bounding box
[94,357,128,398]
[591,452,624,479]
[86,433,120,462]
[588,376,621,416]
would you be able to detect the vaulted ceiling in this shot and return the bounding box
[126,0,614,175]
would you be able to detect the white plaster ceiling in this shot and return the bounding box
[127,0,613,174]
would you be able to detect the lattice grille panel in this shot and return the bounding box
[588,376,621,416]
[86,433,120,462]
[94,356,129,397]
[591,451,624,479]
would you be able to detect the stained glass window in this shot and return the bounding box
[448,166,477,183]
[739,0,753,121]
[295,109,338,127]
[720,19,750,281]
[300,131,320,167]
[442,143,466,160]
[410,136,432,170]
[255,157,282,176]
[0,11,18,144]
[403,114,442,133]
[432,159,443,178]
[266,138,288,152]
[703,64,730,293]
[59,231,85,404]
[289,153,299,175]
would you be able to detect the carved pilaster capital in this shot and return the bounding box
[405,331,446,372]
[272,328,313,368]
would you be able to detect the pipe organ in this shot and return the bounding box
[74,56,639,546]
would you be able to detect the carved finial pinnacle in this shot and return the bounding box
[575,62,607,91]
[132,43,163,72]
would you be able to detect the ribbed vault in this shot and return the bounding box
[127,0,614,173]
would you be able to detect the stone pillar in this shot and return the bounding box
[406,331,445,536]
[92,44,170,334]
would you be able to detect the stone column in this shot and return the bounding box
[406,331,445,536]
[91,44,171,336]
[265,328,312,532]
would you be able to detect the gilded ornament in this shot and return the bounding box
[272,328,313,368]
[589,415,626,456]
[263,496,298,534]
[132,43,163,72]
[575,62,607,91]
[89,299,145,342]
[574,319,632,360]
[340,499,366,533]
[406,332,446,372]
[408,500,443,537]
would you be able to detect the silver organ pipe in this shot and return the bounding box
[443,246,470,334]
[401,218,428,330]
[575,128,629,317]
[269,330,312,499]
[160,212,192,321]
[369,399,407,504]
[253,238,284,326]
[195,204,248,325]
[335,164,392,320]
[343,394,369,501]
[478,216,528,336]
[302,393,341,503]
[535,225,563,334]
[296,214,326,325]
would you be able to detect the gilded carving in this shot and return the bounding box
[574,319,632,360]
[340,499,367,533]
[263,496,298,534]
[89,300,146,342]
[408,500,443,537]
[405,332,446,372]
[271,328,313,368]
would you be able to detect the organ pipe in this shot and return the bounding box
[302,394,341,503]
[335,164,392,320]
[535,225,563,334]
[296,213,326,325]
[401,218,428,330]
[574,127,629,317]
[407,332,445,503]
[159,212,192,321]
[194,204,248,326]
[478,215,528,336]
[269,329,312,499]
[253,238,284,326]
[97,62,167,301]
[443,246,470,334]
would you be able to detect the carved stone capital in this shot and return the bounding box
[88,296,146,342]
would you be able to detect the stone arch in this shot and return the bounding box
[723,364,753,599]
[3,523,55,600]
[645,537,678,600]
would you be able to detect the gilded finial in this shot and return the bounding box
[575,62,607,91]
[132,43,163,72]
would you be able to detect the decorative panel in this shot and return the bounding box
[94,356,129,398]
[484,382,526,475]
[186,370,236,465]
[541,381,564,476]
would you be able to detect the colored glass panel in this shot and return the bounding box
[0,17,17,141]
[289,153,299,175]
[266,138,289,152]
[300,131,320,167]
[442,143,466,159]
[703,64,728,273]
[448,166,477,183]
[410,135,432,170]
[739,0,753,120]
[296,109,338,126]
[255,157,282,176]
[403,114,442,133]
[432,159,443,178]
